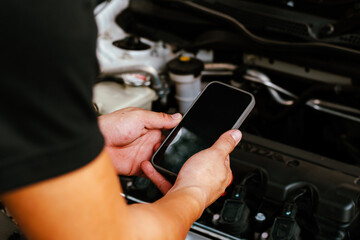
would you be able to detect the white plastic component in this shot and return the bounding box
[121,73,151,86]
[169,73,201,114]
[95,0,174,72]
[93,81,157,114]
[196,49,214,63]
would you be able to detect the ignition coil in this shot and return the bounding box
[219,185,251,237]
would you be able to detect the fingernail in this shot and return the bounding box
[230,130,242,144]
[171,113,182,120]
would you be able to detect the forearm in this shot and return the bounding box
[1,150,205,240]
[128,187,205,239]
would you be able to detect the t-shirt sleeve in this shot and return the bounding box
[0,0,104,193]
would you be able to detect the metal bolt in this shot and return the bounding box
[212,213,220,224]
[126,181,133,189]
[261,232,269,240]
[255,212,266,222]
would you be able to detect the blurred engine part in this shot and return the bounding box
[93,81,157,114]
[98,64,169,104]
[167,56,204,113]
[95,0,174,104]
[93,0,360,239]
[0,206,25,240]
[120,133,360,240]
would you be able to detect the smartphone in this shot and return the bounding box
[151,81,255,181]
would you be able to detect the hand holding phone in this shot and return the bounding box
[151,81,255,181]
[169,129,242,207]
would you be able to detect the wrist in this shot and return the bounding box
[127,186,208,239]
[166,185,208,218]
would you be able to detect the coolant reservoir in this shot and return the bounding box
[167,56,204,114]
[93,81,157,115]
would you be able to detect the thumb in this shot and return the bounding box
[211,129,242,155]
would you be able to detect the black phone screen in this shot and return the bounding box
[152,82,254,176]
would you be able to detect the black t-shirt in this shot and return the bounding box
[0,0,104,193]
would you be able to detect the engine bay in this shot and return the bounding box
[92,0,360,239]
[1,0,359,239]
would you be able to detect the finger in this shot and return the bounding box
[211,130,242,156]
[161,133,166,142]
[142,111,182,130]
[140,161,173,194]
[153,142,162,152]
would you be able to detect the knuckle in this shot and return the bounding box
[222,135,236,151]
[224,134,236,146]
[213,136,235,155]
[160,112,170,120]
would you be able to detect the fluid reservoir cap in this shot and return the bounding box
[167,56,204,77]
[113,36,151,51]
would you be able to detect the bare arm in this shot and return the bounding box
[1,129,240,240]
[1,150,202,239]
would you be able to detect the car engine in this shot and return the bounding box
[2,0,359,239]
[92,0,360,239]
